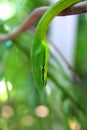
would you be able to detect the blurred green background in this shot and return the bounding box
[0,0,87,130]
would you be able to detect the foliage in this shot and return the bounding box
[0,0,87,130]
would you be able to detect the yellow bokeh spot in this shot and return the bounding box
[69,119,81,130]
[21,115,34,127]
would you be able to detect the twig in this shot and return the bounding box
[0,1,87,43]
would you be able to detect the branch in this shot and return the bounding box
[59,1,87,16]
[0,1,86,43]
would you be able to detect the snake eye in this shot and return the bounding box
[41,66,45,85]
[42,67,45,73]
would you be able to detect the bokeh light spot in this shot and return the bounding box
[0,80,13,101]
[35,105,49,118]
[21,115,34,127]
[1,105,14,118]
[0,2,15,20]
[0,80,13,93]
[69,120,81,130]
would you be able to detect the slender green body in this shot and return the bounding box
[31,0,81,90]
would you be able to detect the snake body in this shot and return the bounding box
[31,0,81,90]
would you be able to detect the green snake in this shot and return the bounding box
[31,0,82,90]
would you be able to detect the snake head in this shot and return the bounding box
[31,38,48,90]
